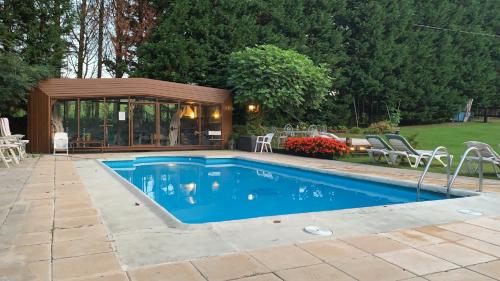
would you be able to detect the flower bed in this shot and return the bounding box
[284,137,349,159]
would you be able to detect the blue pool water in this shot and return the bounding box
[103,156,452,224]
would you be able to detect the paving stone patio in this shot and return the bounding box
[1,153,499,281]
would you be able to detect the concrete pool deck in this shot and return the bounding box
[1,151,500,281]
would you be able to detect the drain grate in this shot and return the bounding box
[304,225,333,236]
[457,209,483,216]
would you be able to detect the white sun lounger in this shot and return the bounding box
[318,132,371,146]
[365,135,394,164]
[464,141,500,178]
[386,134,452,168]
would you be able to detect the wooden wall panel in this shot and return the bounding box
[27,91,34,152]
[27,88,50,153]
[222,96,233,148]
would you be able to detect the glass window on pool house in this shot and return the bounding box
[29,78,232,153]
[50,98,223,150]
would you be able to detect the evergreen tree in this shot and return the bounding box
[337,0,414,125]
[109,0,500,125]
[135,0,346,87]
[400,0,499,124]
[0,52,51,115]
[135,1,262,85]
[456,0,499,122]
[0,0,72,116]
[0,0,72,77]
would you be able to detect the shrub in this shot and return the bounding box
[388,109,401,126]
[367,121,395,134]
[348,127,362,134]
[231,124,269,142]
[333,125,348,131]
[284,137,349,158]
[363,127,382,134]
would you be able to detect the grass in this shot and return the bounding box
[337,119,500,179]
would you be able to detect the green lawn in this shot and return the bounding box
[338,119,500,179]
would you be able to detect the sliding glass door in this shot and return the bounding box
[179,103,200,145]
[201,105,222,146]
[132,102,157,145]
[159,103,179,146]
[79,99,105,142]
[105,99,129,147]
[51,100,78,141]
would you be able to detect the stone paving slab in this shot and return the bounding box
[1,154,500,281]
[192,253,270,281]
[128,262,206,281]
[75,151,500,267]
[329,254,416,281]
[275,263,356,281]
[424,268,496,281]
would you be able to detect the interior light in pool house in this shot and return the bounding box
[184,105,196,119]
[212,109,220,119]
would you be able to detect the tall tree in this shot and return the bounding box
[0,0,71,116]
[454,0,500,123]
[106,0,155,78]
[135,0,346,88]
[0,0,72,77]
[97,0,106,77]
[336,0,414,125]
[67,0,100,78]
[76,0,87,78]
[135,0,500,125]
[0,52,52,115]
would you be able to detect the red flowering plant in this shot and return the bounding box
[284,137,349,158]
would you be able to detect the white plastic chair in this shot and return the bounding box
[0,137,24,160]
[254,133,274,153]
[0,118,28,142]
[0,118,28,158]
[53,132,69,155]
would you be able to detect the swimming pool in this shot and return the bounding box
[103,156,454,224]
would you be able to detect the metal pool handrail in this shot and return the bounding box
[417,146,452,200]
[449,146,483,192]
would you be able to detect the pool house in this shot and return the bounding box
[28,78,232,153]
